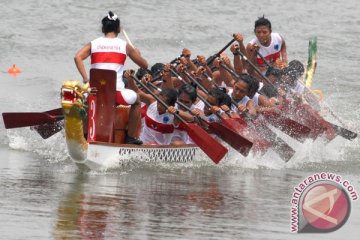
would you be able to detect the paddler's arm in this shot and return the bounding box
[245,43,258,76]
[218,56,236,87]
[280,35,288,66]
[124,69,139,92]
[126,43,148,69]
[167,106,196,125]
[182,48,198,72]
[230,43,244,76]
[160,64,174,89]
[245,99,257,117]
[197,55,213,78]
[233,33,248,74]
[124,70,155,106]
[74,42,91,83]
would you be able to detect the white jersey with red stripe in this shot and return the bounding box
[249,32,283,67]
[90,37,127,90]
[227,88,251,112]
[172,100,205,144]
[140,102,175,145]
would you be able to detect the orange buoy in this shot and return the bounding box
[8,64,21,77]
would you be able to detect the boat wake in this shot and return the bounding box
[3,119,359,174]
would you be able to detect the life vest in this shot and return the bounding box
[90,37,127,90]
[227,88,251,112]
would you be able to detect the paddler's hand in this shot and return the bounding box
[182,48,192,59]
[180,56,188,65]
[197,55,207,66]
[195,66,206,77]
[123,69,133,79]
[233,33,244,43]
[191,108,202,117]
[248,44,260,56]
[220,54,231,66]
[83,77,89,84]
[213,58,221,69]
[141,73,153,84]
[167,106,178,115]
[237,104,247,112]
[220,104,230,113]
[177,63,187,73]
[230,43,240,55]
[275,59,287,69]
[210,105,221,114]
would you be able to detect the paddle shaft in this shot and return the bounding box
[131,75,189,125]
[206,38,236,65]
[234,49,275,87]
[122,29,134,48]
[255,47,357,139]
[145,81,255,155]
[131,73,228,163]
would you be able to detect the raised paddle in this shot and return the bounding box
[130,74,228,164]
[122,29,135,48]
[146,81,253,156]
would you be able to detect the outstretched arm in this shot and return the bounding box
[126,43,148,69]
[74,42,91,83]
[280,36,288,65]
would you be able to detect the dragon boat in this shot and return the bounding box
[2,38,357,170]
[61,69,203,170]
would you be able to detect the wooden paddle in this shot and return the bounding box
[130,74,228,164]
[2,109,63,129]
[254,48,357,140]
[197,67,295,162]
[220,61,312,142]
[2,108,64,139]
[146,81,253,156]
[206,38,236,65]
[173,69,254,156]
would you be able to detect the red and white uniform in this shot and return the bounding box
[249,32,283,68]
[227,88,251,112]
[91,37,137,105]
[140,102,175,145]
[172,100,205,144]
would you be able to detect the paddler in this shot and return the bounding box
[246,16,288,77]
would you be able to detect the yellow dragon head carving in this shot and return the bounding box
[61,80,90,114]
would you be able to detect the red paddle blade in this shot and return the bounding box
[261,111,312,142]
[329,122,357,140]
[31,121,64,139]
[43,108,63,116]
[208,122,253,156]
[2,112,60,129]
[184,123,228,164]
[251,117,295,162]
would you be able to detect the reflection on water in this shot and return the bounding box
[53,169,228,239]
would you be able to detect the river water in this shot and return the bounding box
[1,0,359,239]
